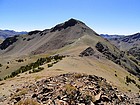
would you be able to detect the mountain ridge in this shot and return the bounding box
[109,33,140,50]
[100,34,124,39]
[0,18,98,56]
[0,19,139,78]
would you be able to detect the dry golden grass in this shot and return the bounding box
[16,98,41,105]
[64,84,77,94]
[51,56,140,93]
[11,89,28,100]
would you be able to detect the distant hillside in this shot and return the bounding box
[110,33,140,51]
[0,29,27,39]
[100,34,124,39]
[109,33,140,63]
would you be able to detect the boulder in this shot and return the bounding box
[14,97,21,103]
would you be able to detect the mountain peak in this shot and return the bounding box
[65,18,85,25]
[50,18,85,32]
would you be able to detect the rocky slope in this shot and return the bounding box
[1,73,140,105]
[0,18,98,56]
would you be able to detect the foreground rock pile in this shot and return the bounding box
[2,73,140,105]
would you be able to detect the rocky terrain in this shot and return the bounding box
[1,73,139,105]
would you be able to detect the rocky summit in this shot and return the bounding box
[2,73,139,105]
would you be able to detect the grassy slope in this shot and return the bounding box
[0,55,139,99]
[51,56,140,93]
[0,54,50,78]
[0,34,139,93]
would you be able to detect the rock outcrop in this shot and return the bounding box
[96,42,140,76]
[0,36,18,50]
[1,73,140,105]
[50,18,85,32]
[79,47,94,57]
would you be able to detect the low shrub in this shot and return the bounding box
[16,59,24,62]
[126,76,136,84]
[4,55,65,79]
[0,64,2,67]
[48,64,53,68]
[0,78,2,81]
[32,67,44,73]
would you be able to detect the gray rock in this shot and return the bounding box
[79,47,94,57]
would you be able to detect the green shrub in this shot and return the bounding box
[29,71,32,74]
[128,90,131,92]
[4,55,65,79]
[38,67,44,70]
[16,59,24,62]
[126,76,136,84]
[126,76,131,83]
[53,54,65,61]
[32,67,44,73]
[48,64,53,68]
[138,78,140,81]
[0,64,2,67]
[136,84,140,89]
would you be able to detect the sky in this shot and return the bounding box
[0,0,140,35]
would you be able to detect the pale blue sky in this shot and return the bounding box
[0,0,140,35]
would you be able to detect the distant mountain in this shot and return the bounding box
[0,29,27,39]
[109,33,140,51]
[109,33,140,63]
[100,34,124,39]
